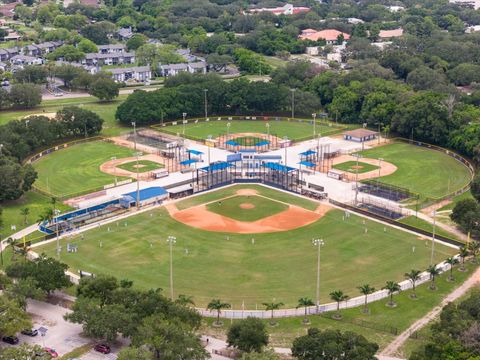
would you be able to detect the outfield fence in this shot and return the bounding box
[151,115,347,143]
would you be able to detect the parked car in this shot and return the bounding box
[43,347,58,358]
[2,335,19,345]
[94,344,111,354]
[21,328,38,336]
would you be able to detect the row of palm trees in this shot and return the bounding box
[202,246,479,324]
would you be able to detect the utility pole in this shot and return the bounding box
[204,89,208,120]
[182,112,187,135]
[131,122,137,151]
[430,211,436,266]
[312,238,324,313]
[353,154,361,206]
[167,235,176,300]
[312,113,317,137]
[111,156,117,186]
[135,152,142,209]
[378,158,383,179]
[290,88,296,119]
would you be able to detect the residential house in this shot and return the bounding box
[98,44,126,54]
[117,27,133,41]
[0,2,20,18]
[299,29,350,45]
[36,41,62,54]
[1,28,21,41]
[175,48,205,63]
[79,0,99,8]
[0,47,19,61]
[378,28,404,40]
[386,5,405,12]
[10,55,44,66]
[245,3,310,15]
[82,52,135,66]
[449,0,480,9]
[158,62,207,77]
[108,66,151,82]
[24,44,42,57]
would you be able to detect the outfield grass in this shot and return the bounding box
[0,192,72,239]
[32,141,134,197]
[206,195,288,221]
[203,262,478,349]
[333,161,380,174]
[360,143,472,200]
[35,186,455,308]
[159,120,339,141]
[399,216,462,242]
[175,185,318,211]
[117,160,164,173]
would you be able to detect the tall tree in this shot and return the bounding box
[329,290,349,319]
[262,301,284,325]
[358,284,375,313]
[296,297,314,323]
[207,299,231,325]
[227,317,269,353]
[383,281,401,307]
[405,269,422,299]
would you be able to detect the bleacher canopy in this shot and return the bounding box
[298,161,316,167]
[299,150,316,156]
[261,162,296,173]
[187,149,203,155]
[199,162,233,172]
[180,159,198,165]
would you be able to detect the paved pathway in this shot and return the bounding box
[379,266,480,358]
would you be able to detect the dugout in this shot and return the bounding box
[196,161,237,191]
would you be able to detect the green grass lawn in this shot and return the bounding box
[398,216,462,242]
[206,195,288,222]
[203,262,478,350]
[0,191,72,239]
[159,120,339,141]
[32,141,134,198]
[333,161,380,174]
[35,186,455,308]
[359,143,472,200]
[175,185,318,211]
[117,160,164,173]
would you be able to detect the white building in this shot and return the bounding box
[109,66,152,83]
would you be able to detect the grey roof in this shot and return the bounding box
[117,28,133,38]
[108,66,151,74]
[85,52,135,60]
[98,44,126,50]
[188,62,206,69]
[160,63,188,70]
[11,55,40,62]
[37,41,62,49]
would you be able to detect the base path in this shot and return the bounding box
[99,153,166,181]
[331,154,397,181]
[380,266,480,358]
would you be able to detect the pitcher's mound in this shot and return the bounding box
[240,203,255,209]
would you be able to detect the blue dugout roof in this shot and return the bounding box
[299,161,316,167]
[226,140,239,146]
[299,150,317,156]
[261,162,296,173]
[199,162,233,172]
[180,159,198,165]
[255,140,270,146]
[122,186,168,202]
[187,149,203,155]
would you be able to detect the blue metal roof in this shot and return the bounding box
[299,161,316,167]
[199,162,233,172]
[299,150,317,156]
[238,149,256,153]
[255,140,270,146]
[122,186,168,202]
[180,159,198,165]
[226,140,239,146]
[187,149,203,155]
[261,162,296,173]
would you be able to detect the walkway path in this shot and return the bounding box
[379,265,480,358]
[415,211,468,242]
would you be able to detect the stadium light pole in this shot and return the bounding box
[378,158,383,179]
[54,209,60,259]
[204,89,208,120]
[135,151,143,209]
[182,112,187,135]
[312,113,316,137]
[312,238,324,314]
[430,211,436,265]
[266,122,270,137]
[131,122,137,151]
[167,235,176,300]
[227,122,231,136]
[111,156,117,186]
[290,88,296,119]
[353,153,361,206]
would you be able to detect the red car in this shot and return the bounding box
[43,347,58,358]
[94,344,111,354]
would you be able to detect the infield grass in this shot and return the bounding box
[360,143,471,200]
[35,186,456,308]
[159,120,340,141]
[333,161,379,174]
[206,195,288,222]
[32,141,134,197]
[117,160,164,173]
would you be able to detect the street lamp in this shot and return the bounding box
[167,235,176,300]
[290,88,296,119]
[204,89,208,120]
[312,238,324,313]
[135,151,143,209]
[312,113,317,137]
[111,156,117,186]
[353,153,361,206]
[182,112,187,135]
[131,122,137,151]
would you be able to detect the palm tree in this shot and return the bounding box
[329,290,349,319]
[37,208,54,224]
[175,294,195,307]
[20,207,30,225]
[358,284,375,313]
[469,241,480,264]
[427,265,440,290]
[6,237,17,260]
[296,297,315,323]
[459,246,469,271]
[405,269,422,298]
[207,299,231,326]
[446,256,459,281]
[383,281,401,307]
[262,301,284,325]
